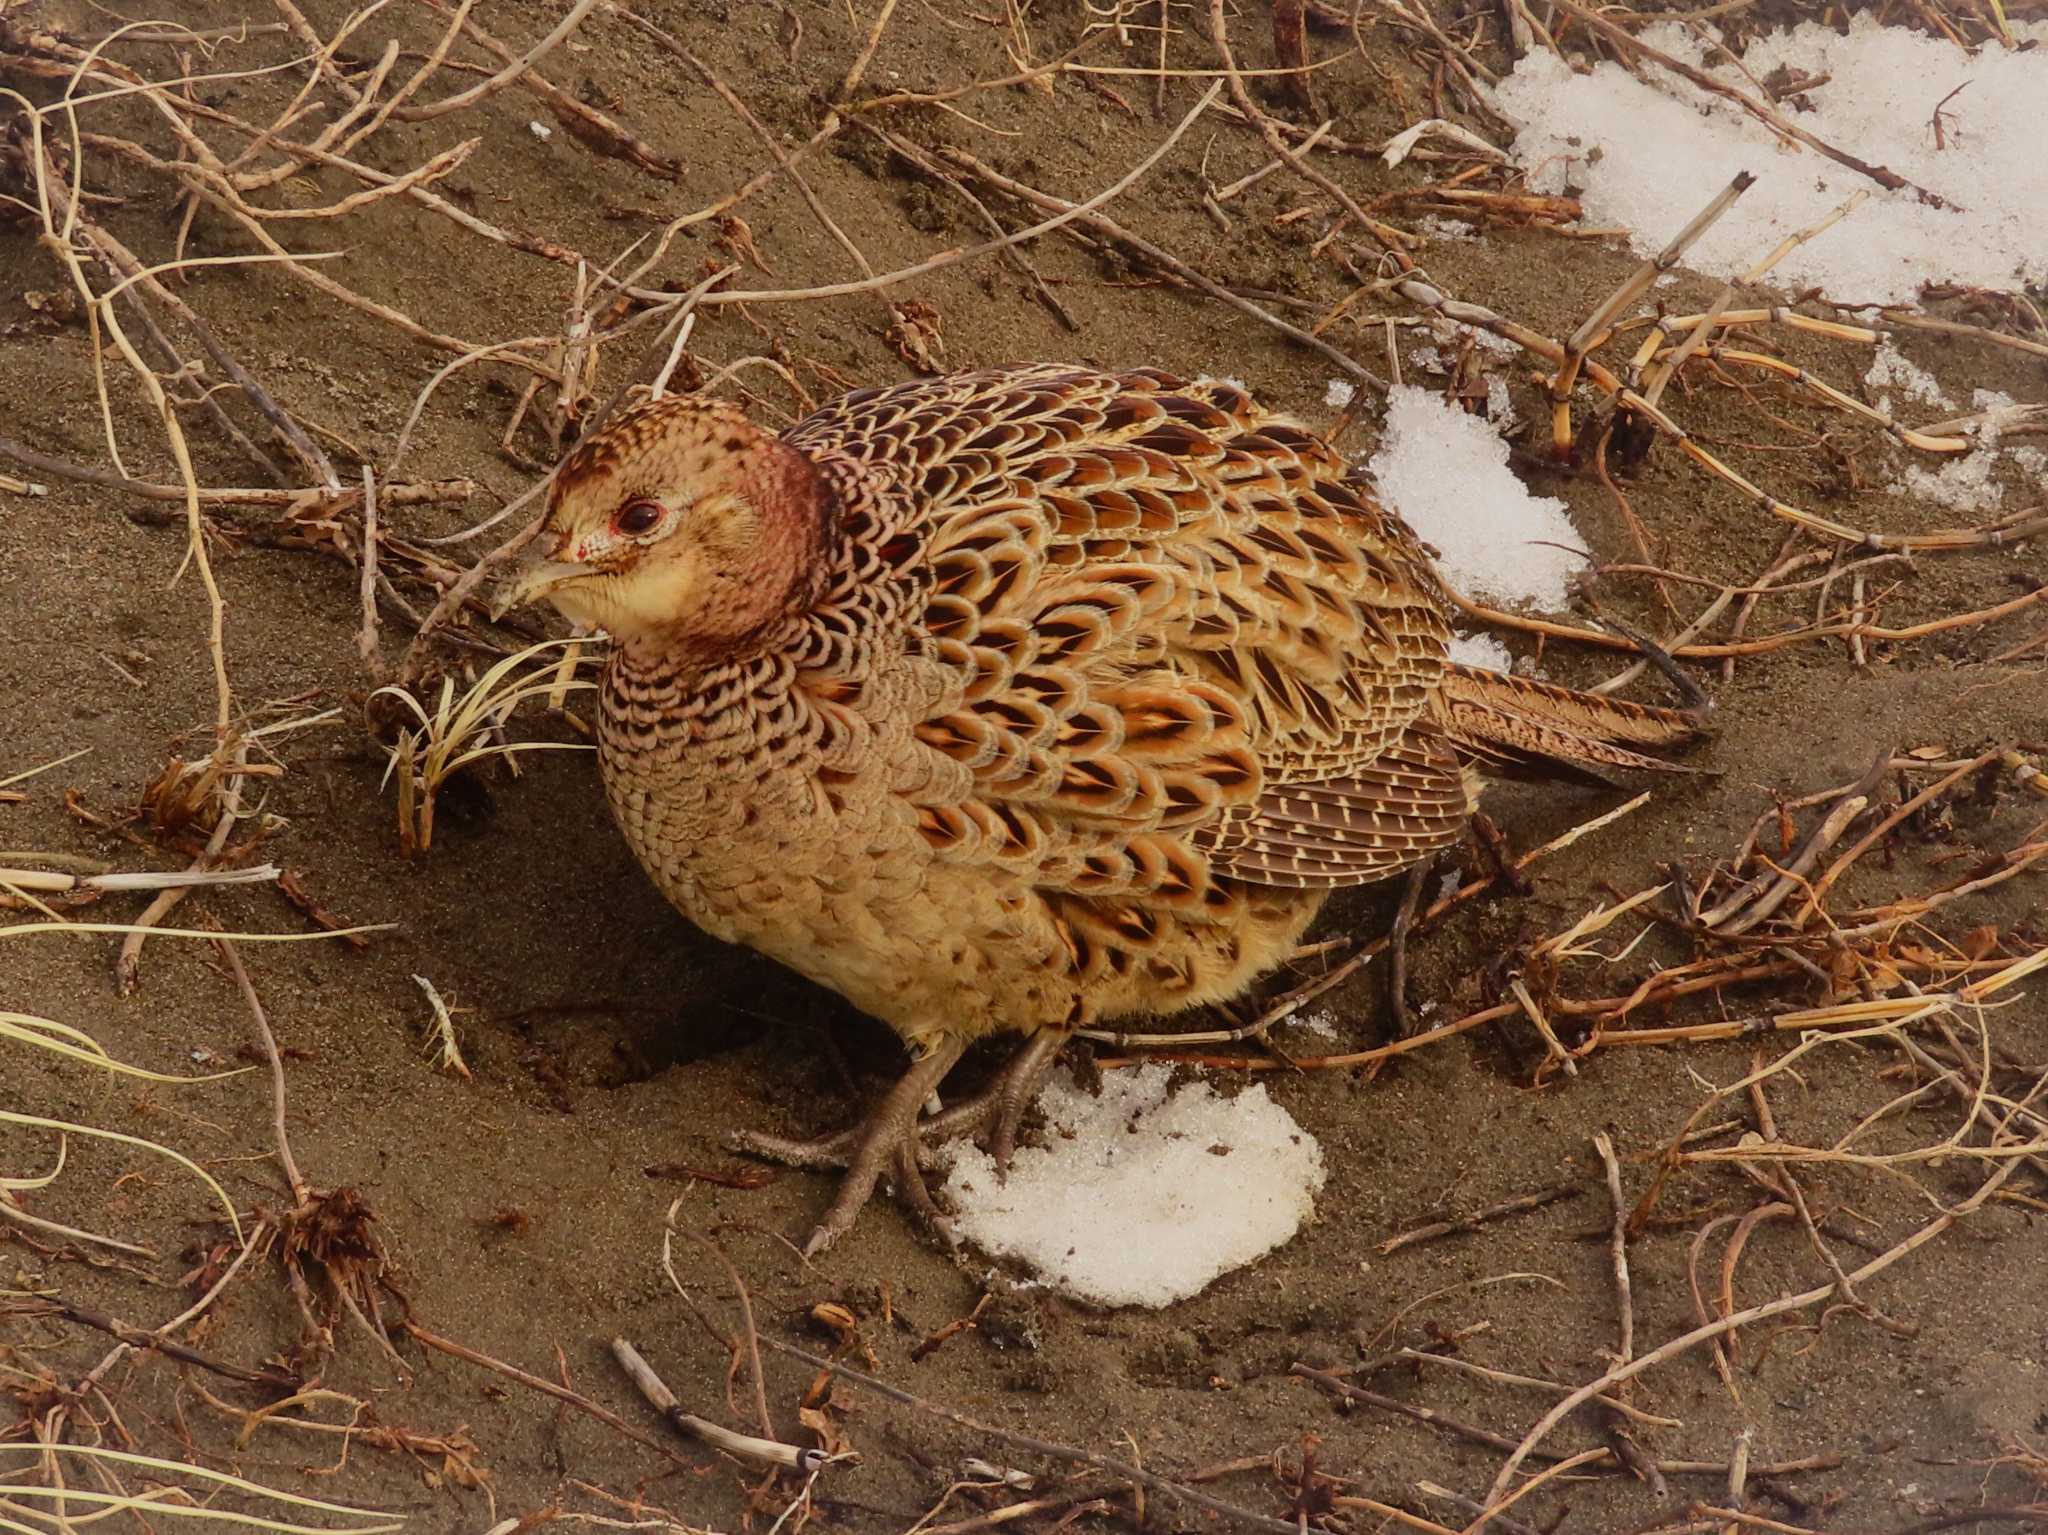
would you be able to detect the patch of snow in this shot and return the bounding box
[1369,386,1589,608]
[1447,631,1514,671]
[1410,327,1520,378]
[1896,388,2040,512]
[1485,373,1515,426]
[1490,16,2048,304]
[939,1067,1324,1307]
[1901,454,2001,513]
[1865,342,1950,415]
[1325,378,1358,409]
[527,119,553,141]
[1418,214,1479,242]
[1284,1008,1338,1039]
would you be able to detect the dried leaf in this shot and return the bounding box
[810,1302,859,1343]
[1960,924,2001,960]
[715,214,774,276]
[800,1391,855,1457]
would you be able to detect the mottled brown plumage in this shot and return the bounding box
[504,364,1702,1252]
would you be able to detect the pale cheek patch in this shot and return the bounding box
[547,579,610,629]
[609,561,701,633]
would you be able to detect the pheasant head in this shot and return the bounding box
[499,395,833,654]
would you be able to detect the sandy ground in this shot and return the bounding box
[4,0,2046,1531]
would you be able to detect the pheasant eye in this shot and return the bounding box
[614,499,663,537]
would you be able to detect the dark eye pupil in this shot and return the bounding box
[619,501,660,534]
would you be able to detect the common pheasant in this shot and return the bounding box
[501,364,1702,1253]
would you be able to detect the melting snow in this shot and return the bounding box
[1446,631,1514,671]
[940,1067,1324,1307]
[1898,389,2045,512]
[1418,214,1479,242]
[1283,1008,1339,1039]
[1369,386,1588,608]
[1490,16,2048,304]
[1865,342,1951,414]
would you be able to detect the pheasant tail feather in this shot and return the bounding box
[1429,662,1708,781]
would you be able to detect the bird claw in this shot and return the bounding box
[981,1029,1065,1177]
[736,1032,1065,1251]
[796,1121,954,1258]
[754,1037,968,1256]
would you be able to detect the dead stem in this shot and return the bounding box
[1378,1182,1584,1254]
[1095,794,1650,1058]
[20,1297,297,1392]
[214,937,306,1202]
[42,1216,274,1481]
[942,147,1386,391]
[1482,1156,2028,1504]
[1296,1366,1813,1485]
[1388,1350,1679,1430]
[356,467,382,680]
[612,8,869,276]
[610,1339,830,1473]
[425,7,679,179]
[857,121,1079,331]
[1548,0,1955,206]
[705,82,1223,310]
[0,436,474,509]
[1593,1133,1635,1364]
[1552,173,1755,456]
[1449,581,2048,657]
[755,1340,1303,1535]
[396,0,599,123]
[115,733,250,995]
[398,513,547,686]
[402,1320,692,1468]
[1205,0,1415,254]
[1391,275,2043,553]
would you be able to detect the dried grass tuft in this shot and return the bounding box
[371,637,596,854]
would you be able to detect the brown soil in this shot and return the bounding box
[4,1,2046,1531]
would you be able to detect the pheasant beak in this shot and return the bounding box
[492,552,591,618]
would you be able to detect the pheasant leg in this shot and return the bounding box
[904,1028,1065,1169]
[983,1030,1062,1172]
[732,1036,968,1256]
[1386,858,1431,1038]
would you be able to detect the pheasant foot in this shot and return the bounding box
[920,1030,1065,1173]
[732,1032,1073,1250]
[732,1036,968,1256]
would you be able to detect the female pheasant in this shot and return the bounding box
[502,364,1701,1254]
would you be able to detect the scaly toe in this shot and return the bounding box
[989,1105,1025,1178]
[890,1138,959,1248]
[728,1126,861,1170]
